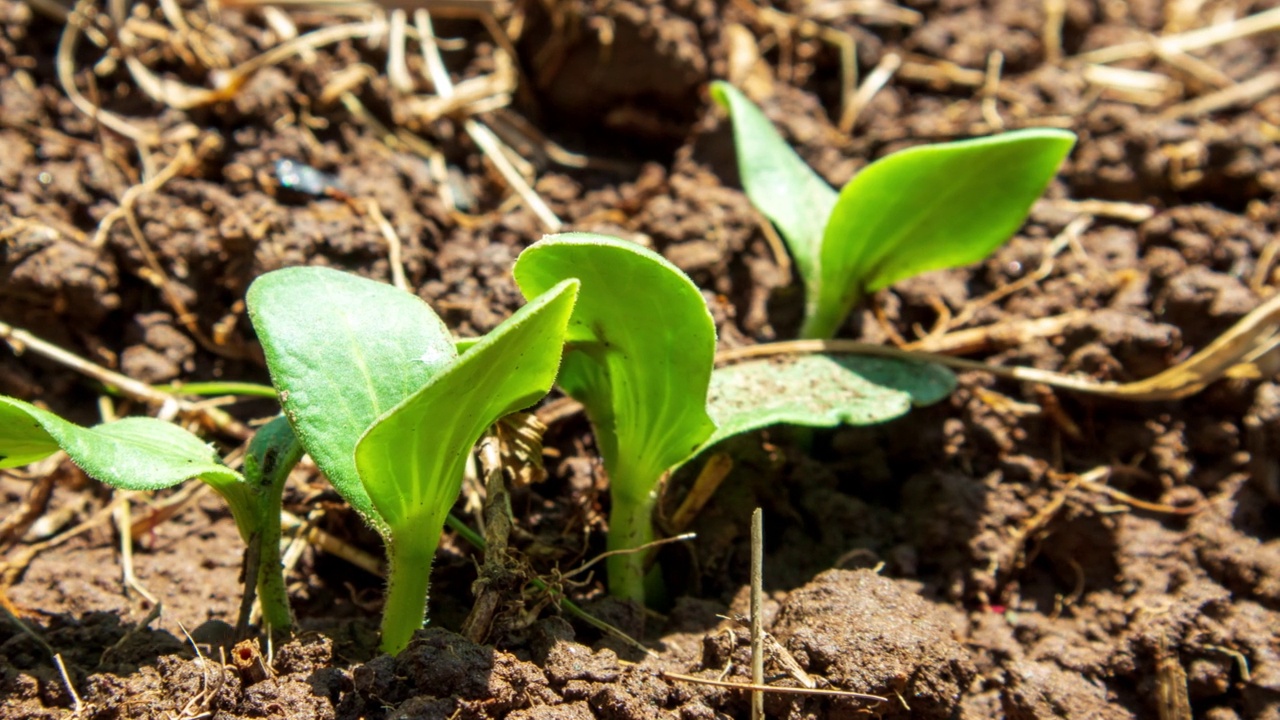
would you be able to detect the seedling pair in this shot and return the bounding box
[711,81,1077,339]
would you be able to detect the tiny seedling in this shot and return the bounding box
[248,266,578,655]
[0,400,302,632]
[711,81,1077,340]
[514,233,718,605]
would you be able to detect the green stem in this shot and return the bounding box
[380,533,438,655]
[606,489,657,606]
[254,473,292,633]
[798,288,863,340]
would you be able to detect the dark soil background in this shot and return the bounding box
[3,0,1280,717]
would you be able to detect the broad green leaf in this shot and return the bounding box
[513,234,717,504]
[355,279,578,532]
[702,355,956,451]
[354,279,579,655]
[710,81,837,296]
[810,129,1076,338]
[247,267,458,534]
[0,396,239,490]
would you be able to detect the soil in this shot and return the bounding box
[2,0,1280,718]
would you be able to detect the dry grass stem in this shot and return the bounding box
[1043,0,1066,64]
[1,500,122,585]
[1036,197,1156,223]
[1162,70,1280,119]
[92,143,196,246]
[564,532,697,582]
[749,508,764,720]
[716,287,1280,402]
[1083,64,1180,106]
[661,671,888,702]
[1075,5,1280,64]
[280,510,386,577]
[58,0,156,145]
[938,215,1090,332]
[667,453,734,535]
[1076,477,1205,515]
[128,482,211,540]
[0,469,59,550]
[839,52,900,132]
[906,312,1088,356]
[115,497,160,605]
[362,199,410,291]
[53,654,84,714]
[981,50,1004,129]
[411,10,561,230]
[0,320,251,438]
[219,0,499,18]
[897,54,984,89]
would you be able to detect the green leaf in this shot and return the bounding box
[514,234,717,504]
[702,355,956,451]
[710,81,837,294]
[513,233,717,603]
[0,396,239,490]
[247,267,458,534]
[354,279,579,654]
[355,278,579,532]
[809,128,1076,338]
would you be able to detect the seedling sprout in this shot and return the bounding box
[514,233,718,605]
[248,266,578,654]
[711,81,1076,340]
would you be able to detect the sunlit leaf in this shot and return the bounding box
[247,266,458,534]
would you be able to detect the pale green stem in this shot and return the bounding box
[606,487,658,607]
[799,293,856,340]
[380,532,438,655]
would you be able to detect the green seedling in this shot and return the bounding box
[248,266,578,655]
[711,81,1077,340]
[513,233,718,605]
[0,400,302,631]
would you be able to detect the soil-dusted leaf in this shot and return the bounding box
[354,279,579,655]
[0,396,239,490]
[513,233,717,603]
[811,129,1076,338]
[710,81,836,292]
[702,355,956,450]
[247,266,457,535]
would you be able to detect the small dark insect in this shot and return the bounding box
[259,448,278,485]
[274,159,349,201]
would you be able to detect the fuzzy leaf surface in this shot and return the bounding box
[0,396,239,490]
[247,267,457,533]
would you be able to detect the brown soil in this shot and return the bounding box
[3,0,1280,718]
